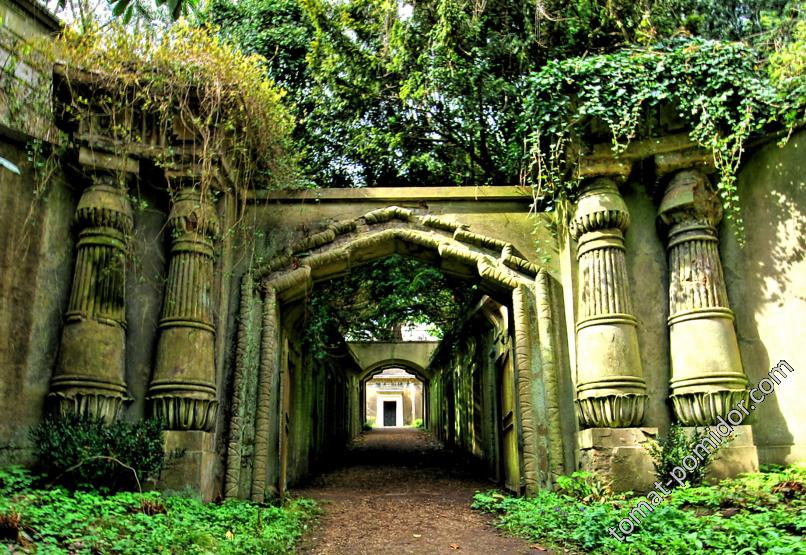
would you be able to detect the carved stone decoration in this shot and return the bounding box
[224,274,254,499]
[148,185,220,431]
[534,269,565,480]
[49,173,133,423]
[570,177,647,428]
[658,170,749,425]
[251,284,278,503]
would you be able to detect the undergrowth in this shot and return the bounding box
[0,467,317,554]
[473,465,806,554]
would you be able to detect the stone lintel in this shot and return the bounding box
[576,156,632,181]
[78,145,139,174]
[655,147,714,178]
[250,185,536,203]
[587,133,694,159]
[576,427,658,493]
[159,430,217,501]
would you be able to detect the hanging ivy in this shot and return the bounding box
[10,22,298,200]
[523,36,806,233]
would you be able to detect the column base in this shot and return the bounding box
[576,427,658,493]
[158,431,217,501]
[682,424,759,481]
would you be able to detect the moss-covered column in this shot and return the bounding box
[570,177,647,428]
[148,184,220,431]
[49,171,133,422]
[658,170,749,425]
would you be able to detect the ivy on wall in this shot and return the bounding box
[523,33,806,231]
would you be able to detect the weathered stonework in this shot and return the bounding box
[49,172,133,422]
[148,185,220,431]
[657,170,749,426]
[570,178,647,428]
[576,427,658,493]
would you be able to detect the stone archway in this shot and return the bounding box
[223,205,566,501]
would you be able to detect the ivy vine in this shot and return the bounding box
[524,35,806,233]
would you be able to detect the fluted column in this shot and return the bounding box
[49,173,133,422]
[658,170,748,425]
[570,177,646,428]
[148,185,220,431]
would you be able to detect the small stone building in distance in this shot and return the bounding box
[365,368,423,427]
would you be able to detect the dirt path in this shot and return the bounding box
[294,428,533,555]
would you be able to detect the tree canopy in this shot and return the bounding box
[202,0,804,190]
[304,255,478,356]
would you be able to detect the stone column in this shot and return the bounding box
[148,185,220,431]
[570,177,647,428]
[49,172,133,422]
[657,170,749,425]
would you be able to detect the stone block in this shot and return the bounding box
[159,430,217,501]
[576,427,658,493]
[681,424,759,481]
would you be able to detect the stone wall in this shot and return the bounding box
[0,131,73,465]
[561,130,806,484]
[720,132,806,464]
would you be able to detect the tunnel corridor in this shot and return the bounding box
[293,427,532,554]
[223,215,566,503]
[275,287,525,495]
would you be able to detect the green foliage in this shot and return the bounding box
[555,471,616,503]
[30,414,167,492]
[204,0,804,191]
[413,418,424,429]
[0,467,317,554]
[17,22,297,198]
[646,423,720,488]
[304,254,477,358]
[524,37,804,231]
[0,466,35,496]
[473,464,806,554]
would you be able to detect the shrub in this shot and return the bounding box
[555,471,614,503]
[413,418,424,429]
[29,413,167,492]
[646,423,721,488]
[473,464,806,554]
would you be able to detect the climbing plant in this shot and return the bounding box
[304,254,478,358]
[204,0,805,192]
[523,36,806,231]
[8,22,297,203]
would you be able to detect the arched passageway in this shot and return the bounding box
[223,206,567,501]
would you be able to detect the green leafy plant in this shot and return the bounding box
[0,467,318,554]
[473,463,806,554]
[646,423,722,489]
[413,418,424,429]
[29,413,167,492]
[303,254,478,359]
[555,471,615,503]
[523,37,806,234]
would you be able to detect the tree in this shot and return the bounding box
[202,0,802,188]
